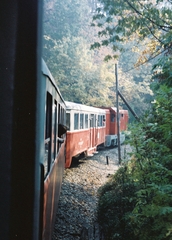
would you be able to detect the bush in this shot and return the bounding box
[97,167,138,240]
[97,85,172,240]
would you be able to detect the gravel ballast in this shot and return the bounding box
[52,144,132,240]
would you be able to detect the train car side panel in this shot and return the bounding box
[104,107,128,147]
[109,108,118,135]
[119,110,129,131]
[104,109,111,135]
[66,127,105,168]
[66,130,90,168]
[65,101,106,168]
[43,142,65,239]
[42,61,66,240]
[95,127,106,146]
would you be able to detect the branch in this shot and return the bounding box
[144,23,165,46]
[123,0,172,31]
[137,0,172,29]
[123,48,168,73]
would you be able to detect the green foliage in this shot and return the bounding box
[43,0,155,116]
[153,53,172,87]
[97,167,138,240]
[97,84,172,239]
[92,0,172,58]
[128,87,172,238]
[43,0,118,107]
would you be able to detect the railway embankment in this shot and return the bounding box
[52,144,132,240]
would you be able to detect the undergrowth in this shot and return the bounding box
[97,85,172,240]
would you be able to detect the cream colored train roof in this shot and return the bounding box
[65,101,106,114]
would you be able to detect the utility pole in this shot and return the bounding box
[115,64,121,165]
[118,90,140,121]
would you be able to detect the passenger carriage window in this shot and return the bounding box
[44,92,52,178]
[74,113,79,130]
[58,104,61,124]
[56,104,60,152]
[103,115,106,126]
[98,115,103,127]
[60,107,63,122]
[90,114,94,127]
[60,106,66,125]
[98,115,101,127]
[53,101,57,161]
[62,108,65,123]
[63,109,66,126]
[80,113,84,129]
[93,115,96,127]
[58,104,66,140]
[101,115,103,126]
[66,113,70,130]
[85,114,88,128]
[63,109,66,124]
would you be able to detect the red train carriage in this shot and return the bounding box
[103,107,129,147]
[65,101,106,168]
[42,60,66,240]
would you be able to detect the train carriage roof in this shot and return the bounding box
[65,101,106,114]
[102,107,128,115]
[42,59,65,103]
[111,107,117,112]
[111,107,128,114]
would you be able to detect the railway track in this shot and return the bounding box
[52,144,132,240]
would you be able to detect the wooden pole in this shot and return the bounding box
[118,90,140,121]
[115,64,121,164]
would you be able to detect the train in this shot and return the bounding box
[1,54,66,240]
[65,101,128,168]
[0,1,128,239]
[0,58,128,240]
[42,60,66,239]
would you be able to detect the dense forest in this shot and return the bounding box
[43,0,172,239]
[43,0,154,119]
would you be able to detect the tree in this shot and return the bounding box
[97,83,172,240]
[91,0,172,64]
[43,0,119,106]
[95,2,172,239]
